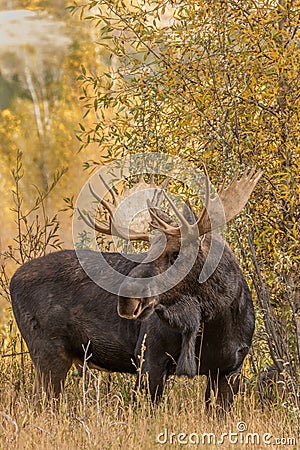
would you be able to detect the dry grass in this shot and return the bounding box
[0,312,299,450]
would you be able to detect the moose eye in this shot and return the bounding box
[168,251,179,265]
[173,251,179,260]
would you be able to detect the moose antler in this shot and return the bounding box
[78,174,170,241]
[196,167,263,235]
[78,166,262,241]
[148,166,263,238]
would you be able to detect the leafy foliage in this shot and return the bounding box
[0,151,65,303]
[71,0,299,399]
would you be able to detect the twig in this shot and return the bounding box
[72,341,92,444]
[30,424,53,437]
[0,411,19,436]
[2,351,29,358]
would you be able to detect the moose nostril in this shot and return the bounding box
[133,302,141,317]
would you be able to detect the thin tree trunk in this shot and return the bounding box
[24,64,44,141]
[24,62,48,192]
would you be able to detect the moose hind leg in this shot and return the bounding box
[32,346,72,401]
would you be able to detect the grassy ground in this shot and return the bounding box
[0,312,299,450]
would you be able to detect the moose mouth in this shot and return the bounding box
[118,296,157,320]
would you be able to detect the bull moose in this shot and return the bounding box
[10,166,262,409]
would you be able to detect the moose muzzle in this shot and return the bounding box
[118,296,157,319]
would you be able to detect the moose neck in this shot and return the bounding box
[158,232,244,322]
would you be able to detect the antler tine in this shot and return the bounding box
[148,206,180,236]
[148,205,168,230]
[122,183,129,196]
[77,208,95,229]
[98,173,118,205]
[254,168,264,183]
[247,167,263,183]
[146,197,179,233]
[151,188,162,208]
[222,168,263,204]
[220,171,239,194]
[88,183,115,218]
[149,173,155,187]
[77,207,112,235]
[162,191,190,229]
[147,176,171,208]
[160,176,171,190]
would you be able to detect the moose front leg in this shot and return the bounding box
[205,369,241,413]
[134,324,179,403]
[134,359,170,403]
